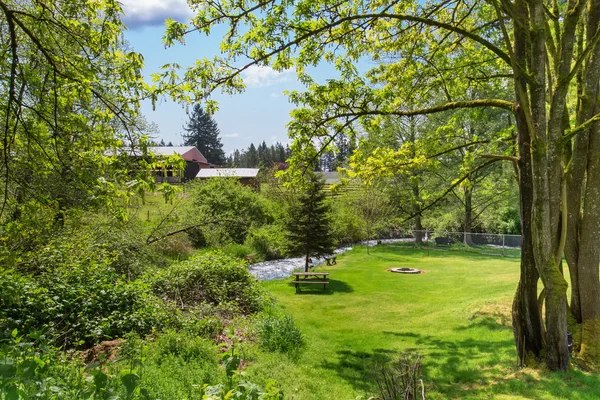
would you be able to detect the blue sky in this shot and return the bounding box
[120,0,313,154]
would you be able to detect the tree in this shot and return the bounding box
[161,0,600,371]
[285,172,335,271]
[182,104,226,165]
[0,0,157,231]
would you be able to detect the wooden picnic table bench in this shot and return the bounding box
[324,255,337,265]
[292,272,329,293]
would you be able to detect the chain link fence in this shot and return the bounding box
[385,230,522,257]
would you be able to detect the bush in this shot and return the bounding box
[17,219,167,280]
[187,178,275,245]
[153,330,217,364]
[153,232,194,259]
[329,195,366,245]
[222,243,258,261]
[187,226,207,248]
[0,265,176,348]
[148,252,266,315]
[255,313,304,353]
[245,225,290,260]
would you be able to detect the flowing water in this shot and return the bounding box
[248,239,410,281]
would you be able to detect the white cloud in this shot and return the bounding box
[270,92,280,98]
[120,0,192,29]
[242,66,294,88]
[222,132,240,138]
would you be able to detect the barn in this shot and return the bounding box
[150,146,216,182]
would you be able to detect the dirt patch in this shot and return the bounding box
[81,339,123,365]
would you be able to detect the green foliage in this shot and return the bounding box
[0,330,139,399]
[148,252,266,315]
[226,141,290,168]
[153,330,217,365]
[245,225,290,261]
[329,195,367,245]
[188,178,274,246]
[153,232,195,260]
[0,266,174,348]
[222,243,258,261]
[255,313,304,354]
[285,173,335,269]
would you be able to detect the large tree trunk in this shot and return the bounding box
[512,106,544,365]
[511,0,546,367]
[577,108,600,363]
[520,0,574,371]
[571,0,600,365]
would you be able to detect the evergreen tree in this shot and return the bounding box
[182,104,226,165]
[246,143,259,167]
[285,172,335,271]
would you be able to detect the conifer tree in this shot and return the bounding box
[182,104,226,165]
[285,172,335,271]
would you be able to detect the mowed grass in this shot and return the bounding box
[248,245,600,399]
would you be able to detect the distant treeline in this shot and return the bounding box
[226,141,291,168]
[226,134,356,171]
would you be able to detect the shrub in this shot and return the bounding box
[255,313,304,353]
[187,226,208,248]
[222,243,258,261]
[148,252,266,315]
[153,330,218,364]
[153,232,194,259]
[18,219,166,280]
[187,178,275,245]
[245,224,290,260]
[329,195,367,245]
[0,265,176,348]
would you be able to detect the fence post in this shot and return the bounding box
[463,231,467,246]
[502,234,505,257]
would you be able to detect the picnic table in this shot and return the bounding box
[292,272,329,293]
[324,255,337,265]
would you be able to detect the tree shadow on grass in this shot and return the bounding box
[380,326,600,398]
[287,279,354,295]
[320,348,396,393]
[318,314,600,399]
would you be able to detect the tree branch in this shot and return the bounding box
[479,154,520,162]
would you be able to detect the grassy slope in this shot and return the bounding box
[249,245,600,399]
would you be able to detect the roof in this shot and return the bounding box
[111,145,209,164]
[196,168,260,178]
[149,146,208,163]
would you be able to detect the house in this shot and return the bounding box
[195,168,260,186]
[150,146,216,182]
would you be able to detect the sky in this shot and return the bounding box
[119,0,315,154]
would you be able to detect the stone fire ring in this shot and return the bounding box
[388,267,422,274]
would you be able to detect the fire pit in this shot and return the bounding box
[388,267,422,274]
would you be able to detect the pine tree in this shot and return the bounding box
[246,143,258,167]
[182,104,226,165]
[285,172,335,271]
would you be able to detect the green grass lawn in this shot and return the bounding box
[247,245,600,399]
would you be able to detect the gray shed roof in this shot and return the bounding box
[196,168,260,178]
